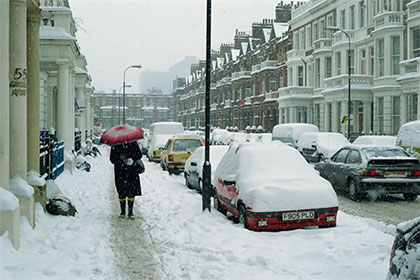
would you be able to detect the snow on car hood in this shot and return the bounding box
[239,177,338,212]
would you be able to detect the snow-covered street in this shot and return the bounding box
[1,146,397,279]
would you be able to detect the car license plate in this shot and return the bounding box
[282,211,315,221]
[384,171,407,177]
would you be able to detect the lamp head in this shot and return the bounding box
[131,65,142,69]
[324,26,340,32]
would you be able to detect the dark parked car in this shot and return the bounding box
[314,145,420,201]
[387,216,420,280]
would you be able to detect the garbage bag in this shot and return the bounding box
[46,195,77,216]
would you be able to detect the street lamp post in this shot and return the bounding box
[122,65,142,124]
[325,26,351,140]
[118,84,131,124]
[202,0,212,212]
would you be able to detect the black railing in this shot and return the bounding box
[39,130,65,180]
[74,131,82,153]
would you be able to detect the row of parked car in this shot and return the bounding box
[142,121,419,279]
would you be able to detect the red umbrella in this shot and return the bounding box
[100,125,144,146]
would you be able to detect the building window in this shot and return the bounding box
[350,5,355,29]
[392,36,400,75]
[279,73,284,88]
[360,49,366,74]
[340,10,346,30]
[359,1,365,28]
[298,66,304,86]
[378,39,385,76]
[300,29,305,50]
[306,26,312,49]
[378,97,384,134]
[392,96,400,135]
[347,49,355,74]
[369,46,374,76]
[245,85,251,98]
[269,77,276,92]
[336,51,342,75]
[314,22,319,41]
[261,78,266,93]
[294,32,299,49]
[325,57,332,78]
[315,58,320,88]
[413,28,420,58]
[289,68,293,86]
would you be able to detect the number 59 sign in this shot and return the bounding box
[10,67,27,97]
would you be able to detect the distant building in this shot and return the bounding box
[92,91,173,129]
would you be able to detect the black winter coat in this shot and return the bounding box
[110,141,143,198]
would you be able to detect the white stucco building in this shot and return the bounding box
[283,0,420,137]
[1,0,94,250]
[40,1,94,149]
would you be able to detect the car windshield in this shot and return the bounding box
[172,139,202,152]
[362,147,409,158]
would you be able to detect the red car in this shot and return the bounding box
[213,142,338,231]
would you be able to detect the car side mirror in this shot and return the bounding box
[159,147,164,151]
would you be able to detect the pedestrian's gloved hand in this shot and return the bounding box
[124,158,134,165]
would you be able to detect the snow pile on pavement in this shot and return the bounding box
[0,152,115,279]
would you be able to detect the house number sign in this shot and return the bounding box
[10,67,27,97]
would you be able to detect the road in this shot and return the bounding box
[337,191,420,225]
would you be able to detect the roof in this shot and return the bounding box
[271,22,288,40]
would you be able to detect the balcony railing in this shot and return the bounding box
[231,71,251,81]
[399,58,420,77]
[210,103,218,111]
[314,38,332,51]
[265,91,279,100]
[373,11,402,28]
[251,64,261,73]
[261,60,278,70]
[278,86,313,97]
[332,30,355,42]
[224,99,231,108]
[324,74,373,88]
[287,49,305,61]
[408,0,420,18]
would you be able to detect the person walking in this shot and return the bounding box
[110,141,143,220]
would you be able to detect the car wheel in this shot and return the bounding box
[185,174,194,190]
[403,193,418,202]
[213,196,227,215]
[238,205,249,229]
[348,179,362,202]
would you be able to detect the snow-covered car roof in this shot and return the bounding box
[339,144,417,161]
[397,120,420,147]
[297,132,349,158]
[353,135,396,146]
[213,142,338,212]
[185,145,229,181]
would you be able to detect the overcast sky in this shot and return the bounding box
[70,0,288,92]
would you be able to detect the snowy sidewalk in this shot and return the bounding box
[108,170,162,279]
